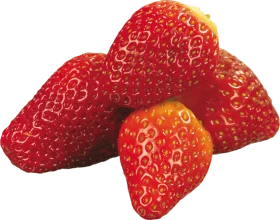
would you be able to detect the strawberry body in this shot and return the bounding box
[103,0,219,108]
[118,101,213,219]
[1,53,129,173]
[176,49,279,154]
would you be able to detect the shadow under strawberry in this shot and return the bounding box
[74,107,134,169]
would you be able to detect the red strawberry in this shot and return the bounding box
[103,0,219,108]
[0,53,130,173]
[176,49,279,154]
[118,101,213,219]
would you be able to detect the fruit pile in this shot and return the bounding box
[0,1,279,219]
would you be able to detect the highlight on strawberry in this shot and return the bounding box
[0,53,131,173]
[118,101,213,219]
[176,49,279,154]
[103,0,219,109]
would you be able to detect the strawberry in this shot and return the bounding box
[175,49,279,154]
[0,53,131,173]
[118,101,213,219]
[103,0,219,108]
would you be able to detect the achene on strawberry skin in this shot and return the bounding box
[103,0,219,109]
[118,101,213,219]
[176,49,279,154]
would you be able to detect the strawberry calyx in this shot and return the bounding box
[153,0,220,40]
[183,4,218,38]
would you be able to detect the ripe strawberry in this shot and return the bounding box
[118,101,213,219]
[176,49,279,154]
[103,0,219,108]
[0,53,131,173]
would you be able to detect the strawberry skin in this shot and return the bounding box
[0,53,129,173]
[176,49,279,154]
[103,0,219,108]
[118,101,213,219]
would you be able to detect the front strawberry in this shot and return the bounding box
[176,49,279,153]
[118,101,213,219]
[0,53,130,173]
[103,0,219,108]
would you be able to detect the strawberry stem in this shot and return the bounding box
[205,14,212,19]
[168,97,176,102]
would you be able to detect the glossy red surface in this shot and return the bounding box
[0,53,131,173]
[176,49,279,153]
[118,101,213,219]
[103,0,219,109]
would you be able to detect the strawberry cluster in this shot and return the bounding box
[0,1,279,219]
